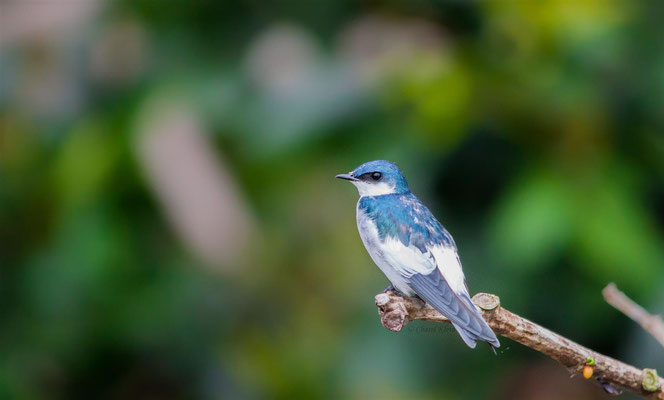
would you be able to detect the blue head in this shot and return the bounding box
[336,160,410,196]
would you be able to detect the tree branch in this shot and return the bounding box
[375,291,664,399]
[603,283,664,348]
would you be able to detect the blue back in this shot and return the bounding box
[359,193,455,253]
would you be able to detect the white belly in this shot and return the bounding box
[356,208,416,296]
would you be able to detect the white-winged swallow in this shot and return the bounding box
[337,160,500,350]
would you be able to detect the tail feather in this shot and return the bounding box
[451,322,477,348]
[406,271,500,350]
[453,319,500,351]
[458,292,501,349]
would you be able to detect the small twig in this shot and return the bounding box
[375,291,664,399]
[603,283,664,348]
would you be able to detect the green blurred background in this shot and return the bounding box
[2,0,664,399]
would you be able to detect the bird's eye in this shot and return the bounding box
[371,172,382,181]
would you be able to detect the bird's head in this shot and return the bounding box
[336,160,410,196]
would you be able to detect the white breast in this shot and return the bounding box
[356,207,415,295]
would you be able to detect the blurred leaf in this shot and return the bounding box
[53,120,119,207]
[387,54,472,150]
[571,167,664,292]
[490,168,573,271]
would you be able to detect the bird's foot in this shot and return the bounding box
[382,285,422,301]
[381,284,396,293]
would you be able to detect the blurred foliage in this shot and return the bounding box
[1,0,664,399]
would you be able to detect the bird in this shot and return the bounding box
[336,160,500,350]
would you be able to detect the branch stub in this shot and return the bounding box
[474,293,500,311]
[641,368,661,392]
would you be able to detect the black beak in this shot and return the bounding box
[335,173,357,181]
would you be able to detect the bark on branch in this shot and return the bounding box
[375,291,664,399]
[603,283,664,349]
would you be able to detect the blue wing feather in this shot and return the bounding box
[358,193,455,252]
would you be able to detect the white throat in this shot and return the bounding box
[352,181,396,197]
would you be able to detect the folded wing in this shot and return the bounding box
[379,237,499,348]
[408,268,500,348]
